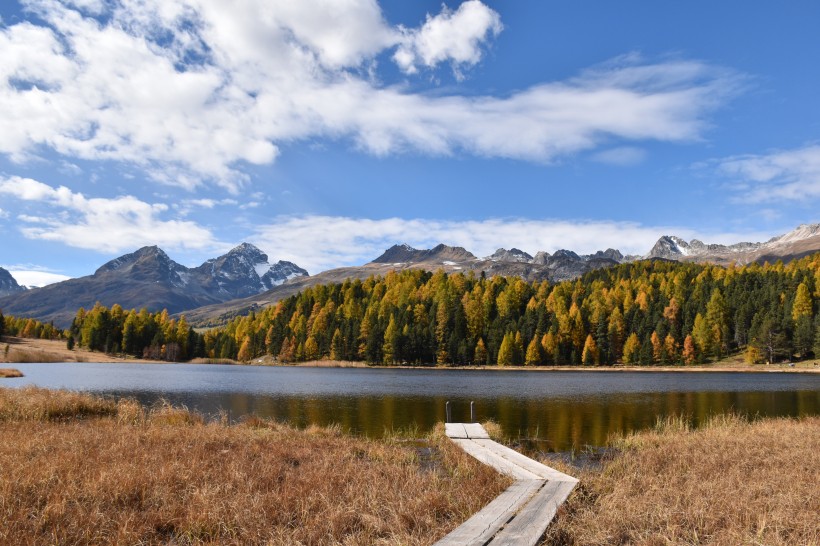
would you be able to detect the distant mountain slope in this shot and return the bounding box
[0,267,26,298]
[646,223,820,265]
[183,243,630,326]
[0,244,307,327]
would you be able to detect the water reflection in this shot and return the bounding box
[8,363,820,451]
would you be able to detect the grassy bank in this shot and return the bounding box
[542,414,820,545]
[0,368,23,378]
[0,387,509,545]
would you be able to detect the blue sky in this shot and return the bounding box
[1,0,819,286]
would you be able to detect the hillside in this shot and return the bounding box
[0,244,306,328]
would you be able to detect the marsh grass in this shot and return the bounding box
[2,347,64,363]
[0,368,24,378]
[542,414,820,546]
[0,387,509,545]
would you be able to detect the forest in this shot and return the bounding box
[0,311,63,342]
[19,254,820,366]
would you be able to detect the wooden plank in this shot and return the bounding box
[463,423,490,439]
[451,439,542,481]
[433,479,543,546]
[472,439,578,483]
[489,479,577,545]
[445,423,468,438]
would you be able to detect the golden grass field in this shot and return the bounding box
[542,414,820,545]
[0,387,509,545]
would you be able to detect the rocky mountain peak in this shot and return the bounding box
[95,245,170,274]
[371,243,476,264]
[0,267,26,297]
[647,235,692,259]
[552,249,581,261]
[371,244,421,263]
[489,248,533,263]
[769,223,820,245]
[225,242,268,262]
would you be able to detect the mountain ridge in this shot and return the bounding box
[0,267,26,298]
[0,243,307,327]
[3,223,819,328]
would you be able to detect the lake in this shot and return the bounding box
[6,363,820,451]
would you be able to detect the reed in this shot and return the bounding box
[0,387,508,545]
[542,413,820,545]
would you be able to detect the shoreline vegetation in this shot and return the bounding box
[542,414,820,545]
[0,368,23,378]
[3,256,820,371]
[0,387,509,545]
[3,336,819,373]
[1,388,817,545]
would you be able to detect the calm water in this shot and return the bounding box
[6,363,820,451]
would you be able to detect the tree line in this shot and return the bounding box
[67,305,205,361]
[0,311,63,341]
[56,254,820,366]
[204,254,819,366]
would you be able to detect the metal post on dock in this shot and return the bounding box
[445,401,451,423]
[470,401,475,423]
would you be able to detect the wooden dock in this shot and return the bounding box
[435,423,578,546]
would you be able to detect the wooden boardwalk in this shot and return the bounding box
[435,423,577,546]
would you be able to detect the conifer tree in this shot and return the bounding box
[237,335,252,362]
[792,282,813,321]
[525,335,543,366]
[497,333,514,366]
[540,332,557,365]
[622,333,640,364]
[330,328,344,361]
[474,338,488,365]
[581,334,599,366]
[682,334,697,365]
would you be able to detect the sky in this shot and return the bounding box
[1,0,819,287]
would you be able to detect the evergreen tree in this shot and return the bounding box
[581,334,599,366]
[474,338,488,365]
[792,282,813,321]
[497,332,514,366]
[622,333,640,364]
[524,335,543,366]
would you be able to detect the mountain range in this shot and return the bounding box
[0,244,307,327]
[1,223,818,328]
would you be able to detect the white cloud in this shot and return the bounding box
[394,0,502,76]
[717,144,820,203]
[592,146,647,166]
[0,1,740,190]
[0,207,8,219]
[2,266,71,288]
[250,215,774,274]
[0,176,217,252]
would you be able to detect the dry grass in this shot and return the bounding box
[0,387,509,545]
[0,368,24,378]
[0,337,153,364]
[543,414,820,546]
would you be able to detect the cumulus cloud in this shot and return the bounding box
[250,215,772,274]
[717,144,820,203]
[394,0,502,76]
[0,176,217,252]
[0,1,740,190]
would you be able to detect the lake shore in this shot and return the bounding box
[543,414,820,545]
[0,386,508,545]
[4,336,818,373]
[2,387,817,545]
